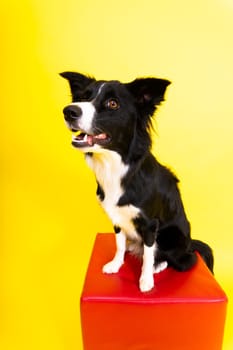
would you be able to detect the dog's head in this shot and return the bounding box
[60,72,170,159]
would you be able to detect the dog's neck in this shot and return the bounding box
[85,150,129,195]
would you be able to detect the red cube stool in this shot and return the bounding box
[80,234,227,350]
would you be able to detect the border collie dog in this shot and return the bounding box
[61,72,214,292]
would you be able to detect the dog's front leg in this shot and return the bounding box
[103,231,126,274]
[139,243,156,292]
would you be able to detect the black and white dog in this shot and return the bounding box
[61,71,214,292]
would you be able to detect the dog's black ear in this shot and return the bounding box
[126,77,171,116]
[60,71,95,100]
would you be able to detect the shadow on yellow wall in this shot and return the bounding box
[1,1,233,349]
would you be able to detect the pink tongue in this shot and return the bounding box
[86,133,107,146]
[87,135,94,145]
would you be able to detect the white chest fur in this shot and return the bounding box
[86,150,141,241]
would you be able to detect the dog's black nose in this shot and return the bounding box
[63,105,82,121]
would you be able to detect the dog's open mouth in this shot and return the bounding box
[72,131,111,148]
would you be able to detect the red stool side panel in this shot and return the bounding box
[81,301,227,350]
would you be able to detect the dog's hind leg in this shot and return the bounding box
[156,225,197,272]
[153,261,168,274]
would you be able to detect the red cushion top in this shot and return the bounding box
[81,233,227,305]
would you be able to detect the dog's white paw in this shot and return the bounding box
[154,261,168,274]
[102,259,123,274]
[139,275,154,292]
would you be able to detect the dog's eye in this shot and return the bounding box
[106,99,120,110]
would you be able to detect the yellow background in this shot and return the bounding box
[1,0,233,348]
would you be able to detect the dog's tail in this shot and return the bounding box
[191,239,214,273]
